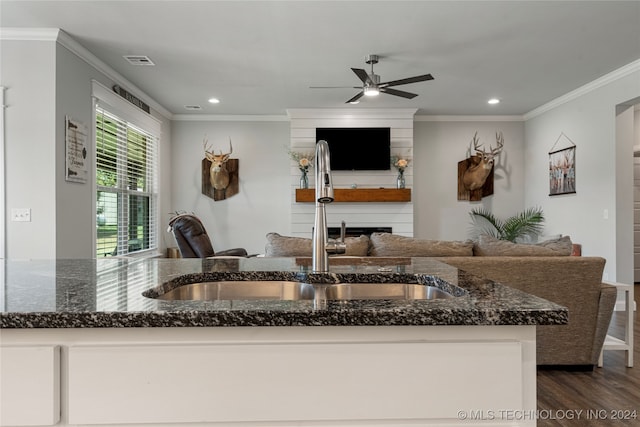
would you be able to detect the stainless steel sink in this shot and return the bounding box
[148,279,457,302]
[154,281,315,301]
[323,283,454,300]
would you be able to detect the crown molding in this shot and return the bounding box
[0,27,60,41]
[414,115,524,122]
[1,28,172,120]
[524,59,640,120]
[172,114,289,122]
[174,113,527,122]
[287,108,418,119]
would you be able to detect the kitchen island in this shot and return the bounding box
[1,257,567,427]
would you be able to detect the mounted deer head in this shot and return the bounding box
[203,138,233,190]
[462,131,504,191]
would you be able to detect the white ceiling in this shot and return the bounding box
[2,1,639,117]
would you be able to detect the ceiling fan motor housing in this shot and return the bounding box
[365,54,379,65]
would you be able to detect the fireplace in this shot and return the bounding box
[327,226,392,239]
[288,109,414,241]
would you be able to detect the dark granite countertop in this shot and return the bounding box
[0,257,568,329]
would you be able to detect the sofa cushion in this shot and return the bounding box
[264,233,370,257]
[473,234,573,256]
[341,235,370,256]
[368,233,474,257]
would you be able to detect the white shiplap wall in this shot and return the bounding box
[288,109,416,238]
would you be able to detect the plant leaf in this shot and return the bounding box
[502,207,545,242]
[469,208,504,239]
[469,206,545,242]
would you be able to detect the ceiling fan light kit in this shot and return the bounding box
[364,86,380,97]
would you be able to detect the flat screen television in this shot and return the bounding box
[316,127,391,171]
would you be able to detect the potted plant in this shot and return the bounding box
[287,150,314,189]
[390,155,411,189]
[469,207,545,242]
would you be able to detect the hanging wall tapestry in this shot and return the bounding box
[548,133,576,196]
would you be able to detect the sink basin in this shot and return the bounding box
[323,283,454,300]
[148,280,458,302]
[154,281,315,301]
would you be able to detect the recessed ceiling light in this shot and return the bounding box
[349,100,360,104]
[208,97,220,104]
[488,98,500,105]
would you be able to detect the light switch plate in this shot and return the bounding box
[11,208,31,222]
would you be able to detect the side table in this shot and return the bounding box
[598,281,634,367]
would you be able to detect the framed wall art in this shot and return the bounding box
[548,133,576,196]
[65,116,88,183]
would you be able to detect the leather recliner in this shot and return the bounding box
[168,214,248,258]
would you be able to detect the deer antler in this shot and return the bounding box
[471,131,486,154]
[225,138,233,156]
[215,138,233,156]
[490,132,504,155]
[203,137,212,154]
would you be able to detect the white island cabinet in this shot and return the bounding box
[0,345,60,426]
[2,325,536,427]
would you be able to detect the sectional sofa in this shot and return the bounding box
[264,232,617,369]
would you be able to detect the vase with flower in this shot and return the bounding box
[391,155,410,189]
[288,150,315,189]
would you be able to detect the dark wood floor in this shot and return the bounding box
[537,284,639,426]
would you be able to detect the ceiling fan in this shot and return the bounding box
[311,54,434,104]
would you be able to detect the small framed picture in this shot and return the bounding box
[549,146,576,196]
[65,116,88,183]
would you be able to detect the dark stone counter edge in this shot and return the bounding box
[0,308,568,329]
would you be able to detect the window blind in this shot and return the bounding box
[95,106,158,257]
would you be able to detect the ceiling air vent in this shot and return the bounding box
[123,55,155,66]
[184,105,202,111]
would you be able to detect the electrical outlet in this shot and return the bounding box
[603,209,609,220]
[11,208,31,222]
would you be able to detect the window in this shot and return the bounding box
[95,107,158,257]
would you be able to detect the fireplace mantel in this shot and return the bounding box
[295,188,411,203]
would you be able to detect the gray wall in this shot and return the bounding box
[2,36,172,259]
[524,70,640,282]
[413,120,525,241]
[3,39,57,259]
[169,118,525,254]
[169,120,290,255]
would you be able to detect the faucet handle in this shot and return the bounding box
[326,221,347,256]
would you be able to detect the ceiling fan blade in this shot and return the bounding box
[309,86,358,89]
[380,73,434,88]
[380,87,418,99]
[351,68,372,85]
[345,91,364,103]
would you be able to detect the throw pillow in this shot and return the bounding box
[473,234,573,256]
[368,232,474,257]
[265,233,311,257]
[339,234,370,257]
[264,233,370,257]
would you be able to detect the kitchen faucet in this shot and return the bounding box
[312,140,346,272]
